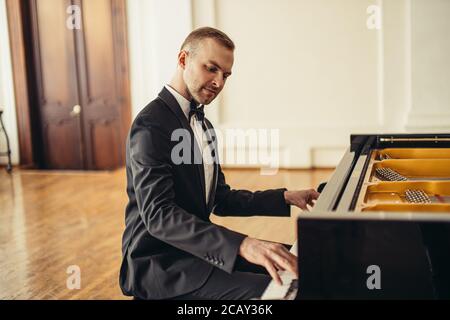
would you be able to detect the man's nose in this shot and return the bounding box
[212,74,224,89]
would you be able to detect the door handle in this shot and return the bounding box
[70,105,81,117]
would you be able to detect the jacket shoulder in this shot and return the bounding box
[133,97,174,128]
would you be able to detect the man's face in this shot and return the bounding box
[182,38,234,105]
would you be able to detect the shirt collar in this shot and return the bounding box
[165,85,191,120]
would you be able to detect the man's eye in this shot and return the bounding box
[207,66,217,72]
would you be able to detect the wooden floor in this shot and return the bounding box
[0,167,334,299]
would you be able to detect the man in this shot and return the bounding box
[120,27,320,300]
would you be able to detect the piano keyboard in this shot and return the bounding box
[260,241,298,300]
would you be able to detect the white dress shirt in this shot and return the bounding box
[165,85,214,205]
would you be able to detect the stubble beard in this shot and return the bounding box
[187,85,214,105]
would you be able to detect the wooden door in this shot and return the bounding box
[30,0,85,169]
[74,0,130,170]
[28,0,130,170]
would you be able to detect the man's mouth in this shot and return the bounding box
[204,88,217,95]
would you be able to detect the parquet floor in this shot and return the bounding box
[0,167,333,299]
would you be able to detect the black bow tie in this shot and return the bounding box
[188,100,205,122]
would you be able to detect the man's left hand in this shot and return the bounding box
[284,189,320,211]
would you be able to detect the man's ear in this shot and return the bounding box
[178,50,188,70]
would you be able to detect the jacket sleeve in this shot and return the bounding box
[212,164,291,217]
[129,122,246,274]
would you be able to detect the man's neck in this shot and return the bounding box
[168,76,192,101]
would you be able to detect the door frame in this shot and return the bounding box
[6,0,34,167]
[5,0,131,169]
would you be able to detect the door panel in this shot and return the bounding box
[44,121,83,169]
[89,119,121,169]
[31,0,84,169]
[75,0,127,169]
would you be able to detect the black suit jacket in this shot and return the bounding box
[119,87,291,299]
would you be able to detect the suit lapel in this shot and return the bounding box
[158,88,207,208]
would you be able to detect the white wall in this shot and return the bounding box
[0,0,19,165]
[126,0,450,168]
[1,0,450,168]
[406,0,450,131]
[126,0,193,118]
[216,0,383,167]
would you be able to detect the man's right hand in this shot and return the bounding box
[238,237,298,285]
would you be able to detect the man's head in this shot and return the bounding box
[173,27,235,105]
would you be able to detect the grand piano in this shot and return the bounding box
[262,133,450,299]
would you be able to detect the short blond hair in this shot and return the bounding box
[180,27,235,53]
